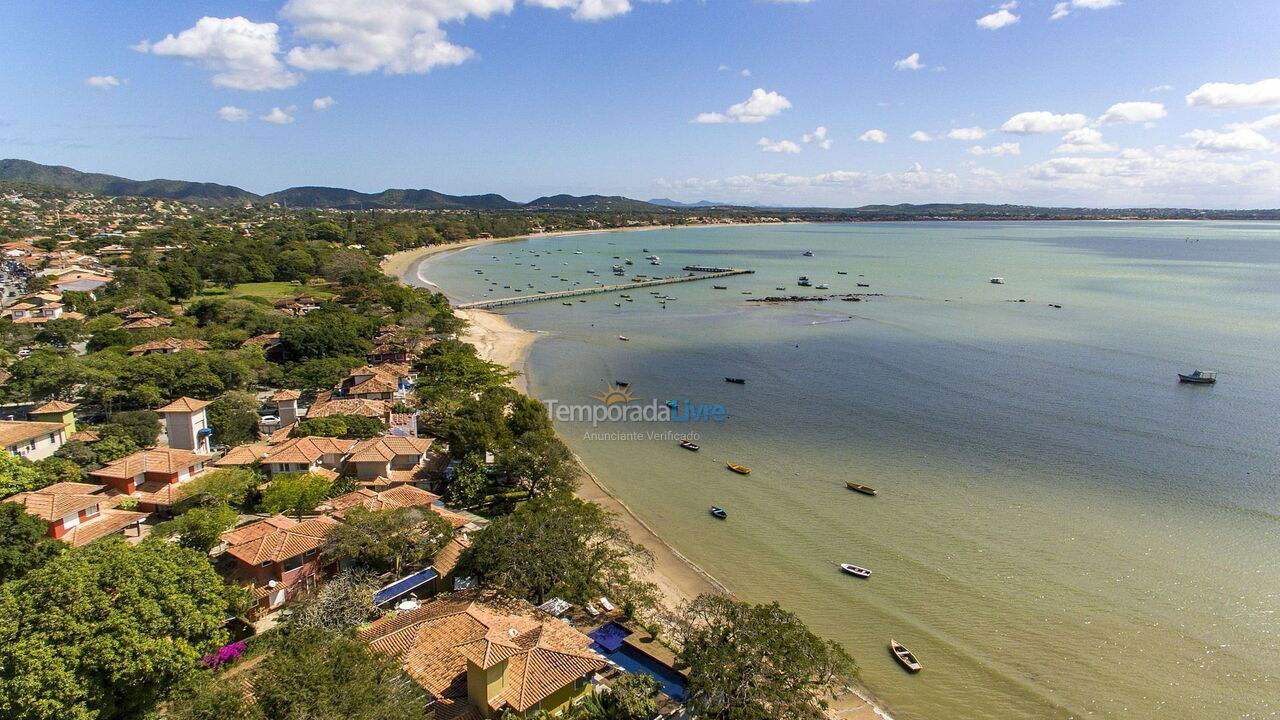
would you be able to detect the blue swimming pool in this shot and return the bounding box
[589,623,688,702]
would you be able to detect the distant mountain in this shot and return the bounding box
[264,186,519,211]
[0,158,257,205]
[647,198,725,208]
[524,194,670,212]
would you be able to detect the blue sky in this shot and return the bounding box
[3,0,1280,207]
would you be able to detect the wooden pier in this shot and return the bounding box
[455,268,755,309]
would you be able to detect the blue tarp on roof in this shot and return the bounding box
[374,567,439,606]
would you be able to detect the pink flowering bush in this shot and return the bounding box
[200,641,247,669]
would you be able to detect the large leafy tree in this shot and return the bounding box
[415,340,515,423]
[579,673,660,720]
[157,503,239,553]
[461,493,654,607]
[674,595,858,720]
[0,503,63,584]
[0,539,229,720]
[180,468,261,510]
[0,450,40,497]
[322,506,452,574]
[497,427,578,498]
[260,472,331,520]
[206,392,261,448]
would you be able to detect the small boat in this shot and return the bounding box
[614,302,621,307]
[776,286,786,290]
[1178,370,1217,384]
[679,440,700,451]
[890,640,922,673]
[990,277,1005,284]
[710,506,728,519]
[713,285,728,290]
[724,377,746,385]
[816,283,830,290]
[643,248,650,253]
[619,294,630,298]
[615,381,630,387]
[618,336,630,342]
[837,271,848,275]
[650,260,661,266]
[574,250,584,254]
[726,463,751,475]
[625,258,634,265]
[857,283,870,288]
[562,302,573,306]
[840,563,872,578]
[846,482,877,496]
[803,250,814,257]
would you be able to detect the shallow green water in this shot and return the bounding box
[412,223,1280,719]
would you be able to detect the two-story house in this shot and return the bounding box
[343,436,436,483]
[89,448,212,512]
[220,514,341,616]
[5,482,147,546]
[359,594,605,719]
[0,418,69,461]
[257,436,355,478]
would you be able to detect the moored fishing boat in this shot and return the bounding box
[724,377,746,384]
[618,336,630,341]
[679,439,700,451]
[713,285,728,290]
[709,506,728,519]
[726,463,751,475]
[840,563,872,578]
[846,482,877,496]
[1178,370,1217,384]
[890,640,922,672]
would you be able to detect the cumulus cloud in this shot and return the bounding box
[968,142,1021,156]
[218,106,251,122]
[859,129,888,143]
[910,131,936,142]
[1051,0,1121,20]
[947,127,988,141]
[741,68,752,77]
[86,75,121,89]
[312,96,336,110]
[1149,84,1174,93]
[693,88,792,124]
[1184,128,1274,153]
[977,3,1020,30]
[135,16,301,90]
[1054,127,1116,153]
[894,52,924,71]
[1001,111,1089,134]
[260,106,296,124]
[1186,79,1280,109]
[802,126,832,149]
[1227,114,1280,132]
[1098,101,1167,125]
[758,137,802,154]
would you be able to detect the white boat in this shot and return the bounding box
[803,250,814,257]
[840,563,872,578]
[990,277,1005,284]
[618,335,630,341]
[816,283,830,289]
[890,640,922,672]
[1178,369,1217,384]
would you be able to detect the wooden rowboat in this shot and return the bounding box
[709,506,728,519]
[840,563,872,578]
[846,482,877,496]
[890,640,922,672]
[727,463,751,475]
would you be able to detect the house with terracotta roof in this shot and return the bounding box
[88,448,212,512]
[257,436,355,477]
[220,514,341,616]
[3,300,83,326]
[0,418,70,461]
[322,485,469,528]
[340,364,412,401]
[127,338,211,356]
[120,316,173,331]
[359,594,606,719]
[5,482,147,546]
[156,396,213,455]
[304,396,390,419]
[29,399,78,434]
[344,436,436,483]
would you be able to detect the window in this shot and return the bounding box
[82,504,99,519]
[283,555,303,572]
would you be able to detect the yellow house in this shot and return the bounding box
[30,400,78,434]
[360,593,605,719]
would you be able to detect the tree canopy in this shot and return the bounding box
[322,506,453,574]
[0,503,63,584]
[259,472,331,520]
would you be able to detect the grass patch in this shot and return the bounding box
[198,281,336,302]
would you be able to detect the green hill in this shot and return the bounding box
[0,159,258,205]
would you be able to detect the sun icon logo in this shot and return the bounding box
[592,383,636,405]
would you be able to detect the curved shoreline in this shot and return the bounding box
[389,230,892,720]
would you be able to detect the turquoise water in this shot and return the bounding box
[412,223,1280,720]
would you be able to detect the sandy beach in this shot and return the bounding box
[389,229,887,720]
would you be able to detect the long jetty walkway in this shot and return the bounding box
[455,266,755,309]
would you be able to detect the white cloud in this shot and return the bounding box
[717,64,729,72]
[218,106,251,122]
[527,0,636,22]
[1001,111,1090,134]
[977,3,1020,30]
[947,127,988,141]
[802,126,832,149]
[136,16,301,91]
[758,137,801,153]
[693,88,792,124]
[1149,84,1174,93]
[741,68,752,77]
[1098,101,1167,125]
[910,131,936,142]
[894,53,924,71]
[1186,79,1280,109]
[1054,127,1116,153]
[260,106,296,124]
[312,96,336,110]
[968,142,1021,156]
[1184,128,1274,153]
[858,129,888,143]
[1051,0,1121,19]
[86,75,121,89]
[1227,114,1280,132]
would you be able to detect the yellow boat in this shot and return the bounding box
[727,463,751,475]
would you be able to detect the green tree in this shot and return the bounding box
[288,571,380,633]
[34,318,85,347]
[157,503,238,552]
[461,493,654,606]
[180,468,261,509]
[0,539,229,720]
[160,672,262,720]
[160,260,203,301]
[415,340,516,422]
[32,456,84,487]
[579,674,660,720]
[443,453,489,508]
[0,503,63,584]
[322,506,453,574]
[260,472,331,520]
[0,450,40,497]
[674,595,859,720]
[497,427,578,498]
[206,391,260,448]
[92,434,140,464]
[99,410,161,448]
[292,414,385,440]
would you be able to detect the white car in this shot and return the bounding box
[259,415,281,425]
